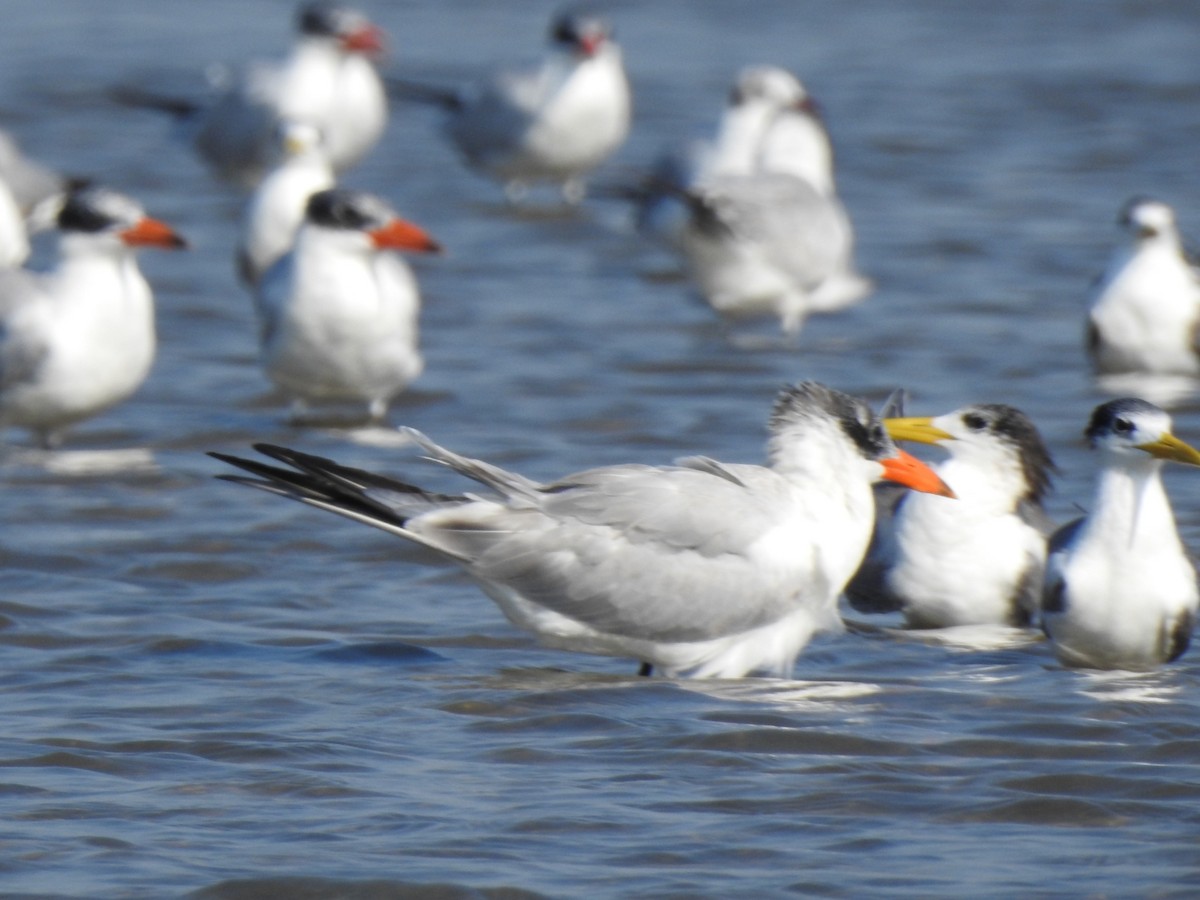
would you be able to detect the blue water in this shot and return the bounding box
[3,1,1200,896]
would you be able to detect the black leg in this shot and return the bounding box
[637,662,653,677]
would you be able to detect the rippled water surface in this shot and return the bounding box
[4,1,1200,897]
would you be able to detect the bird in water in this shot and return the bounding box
[117,2,387,187]
[1042,398,1200,669]
[393,10,631,204]
[253,188,441,424]
[635,64,839,243]
[848,402,1056,629]
[629,65,869,336]
[677,171,870,336]
[0,185,187,448]
[211,382,954,679]
[1086,197,1200,377]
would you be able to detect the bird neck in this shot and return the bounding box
[767,425,869,500]
[1086,458,1179,552]
[56,232,138,278]
[932,454,1027,515]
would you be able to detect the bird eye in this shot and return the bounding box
[1113,417,1133,435]
[963,413,987,431]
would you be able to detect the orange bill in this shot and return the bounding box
[578,34,604,57]
[343,24,385,55]
[880,448,956,498]
[120,217,187,249]
[369,218,442,254]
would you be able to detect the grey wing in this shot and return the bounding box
[0,271,49,392]
[400,427,543,501]
[673,455,746,486]
[192,62,281,179]
[761,179,852,285]
[432,465,809,642]
[714,173,849,287]
[538,464,783,555]
[446,65,543,164]
[1041,516,1085,619]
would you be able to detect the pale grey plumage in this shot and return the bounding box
[212,383,950,678]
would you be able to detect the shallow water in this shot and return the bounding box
[3,1,1200,897]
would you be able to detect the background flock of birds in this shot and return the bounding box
[2,2,1199,681]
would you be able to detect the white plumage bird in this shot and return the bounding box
[1042,398,1200,669]
[397,10,631,203]
[254,188,441,422]
[1087,197,1200,377]
[678,172,870,335]
[211,382,954,679]
[848,403,1056,628]
[0,186,186,448]
[631,66,868,335]
[119,2,386,187]
[635,65,839,244]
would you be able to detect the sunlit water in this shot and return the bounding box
[3,1,1200,897]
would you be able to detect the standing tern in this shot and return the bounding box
[1043,398,1200,669]
[1087,197,1200,377]
[237,121,336,286]
[848,403,1056,628]
[118,2,386,186]
[679,172,871,335]
[211,383,954,679]
[0,186,186,448]
[254,188,442,422]
[395,10,631,203]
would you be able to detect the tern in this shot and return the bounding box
[732,66,836,196]
[1043,398,1200,669]
[237,121,336,286]
[630,71,867,335]
[679,171,871,335]
[254,188,442,422]
[118,2,386,186]
[1087,198,1200,377]
[395,10,631,203]
[848,403,1056,628]
[0,186,186,448]
[635,65,838,245]
[211,382,954,678]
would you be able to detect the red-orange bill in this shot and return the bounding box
[343,25,385,55]
[120,217,187,249]
[880,449,956,498]
[369,218,442,254]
